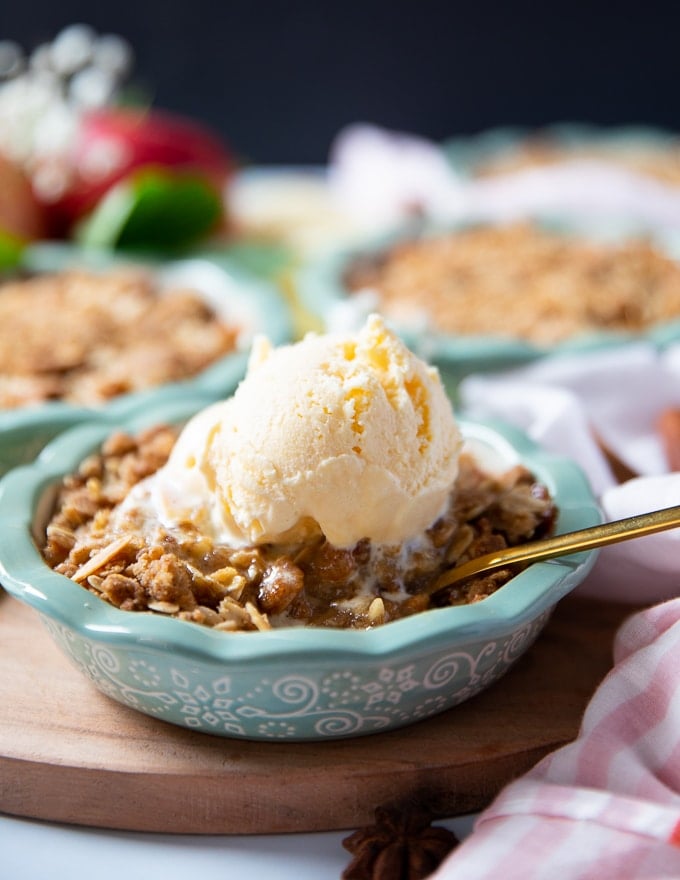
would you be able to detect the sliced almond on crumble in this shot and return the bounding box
[71,535,135,582]
[245,601,272,631]
[367,597,385,625]
[147,600,180,614]
[86,574,104,591]
[45,523,76,549]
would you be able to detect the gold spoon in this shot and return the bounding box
[432,504,680,592]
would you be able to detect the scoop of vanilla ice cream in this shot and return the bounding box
[150,314,462,548]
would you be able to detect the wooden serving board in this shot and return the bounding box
[0,590,636,835]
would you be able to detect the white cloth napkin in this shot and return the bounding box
[329,123,680,233]
[328,123,467,231]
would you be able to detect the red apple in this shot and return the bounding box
[43,108,233,234]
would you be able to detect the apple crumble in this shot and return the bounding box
[0,268,239,407]
[473,137,680,186]
[343,223,680,346]
[41,423,557,631]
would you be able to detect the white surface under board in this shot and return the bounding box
[1,812,476,879]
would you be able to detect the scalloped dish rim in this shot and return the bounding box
[0,400,602,663]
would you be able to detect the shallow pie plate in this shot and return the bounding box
[0,243,293,475]
[442,122,680,181]
[0,393,601,741]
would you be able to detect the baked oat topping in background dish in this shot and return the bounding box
[0,267,239,407]
[470,134,680,186]
[343,223,680,345]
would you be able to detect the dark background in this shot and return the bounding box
[2,1,680,165]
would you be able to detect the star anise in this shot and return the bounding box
[341,805,459,880]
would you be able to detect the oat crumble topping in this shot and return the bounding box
[41,424,557,631]
[474,139,680,186]
[0,268,239,407]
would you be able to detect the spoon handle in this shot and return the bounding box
[433,504,680,591]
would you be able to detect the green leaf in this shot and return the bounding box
[0,229,24,271]
[75,168,223,252]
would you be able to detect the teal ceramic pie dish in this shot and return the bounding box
[295,219,680,395]
[442,122,680,181]
[0,244,292,475]
[0,395,600,741]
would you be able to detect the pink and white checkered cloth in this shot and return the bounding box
[433,598,680,878]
